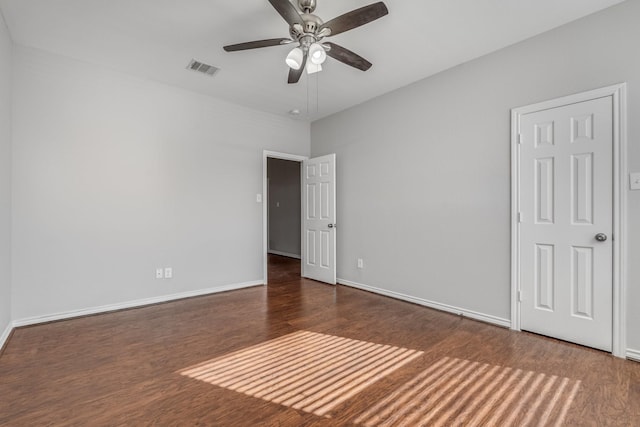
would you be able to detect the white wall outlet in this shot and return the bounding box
[155,268,164,279]
[256,194,263,203]
[164,267,173,279]
[357,258,364,269]
[630,172,640,190]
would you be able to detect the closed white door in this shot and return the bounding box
[519,96,613,351]
[303,154,336,284]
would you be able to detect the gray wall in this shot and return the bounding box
[11,46,310,320]
[268,158,301,257]
[0,14,12,336]
[311,1,640,352]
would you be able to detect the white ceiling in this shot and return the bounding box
[0,0,626,120]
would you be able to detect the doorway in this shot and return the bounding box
[511,84,628,357]
[267,157,303,284]
[263,151,306,284]
[267,157,302,260]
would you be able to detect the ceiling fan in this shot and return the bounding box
[223,0,389,84]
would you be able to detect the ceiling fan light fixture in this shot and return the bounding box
[286,47,304,70]
[309,43,327,65]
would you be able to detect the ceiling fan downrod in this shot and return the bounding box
[298,0,317,14]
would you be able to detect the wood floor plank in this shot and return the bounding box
[0,254,638,425]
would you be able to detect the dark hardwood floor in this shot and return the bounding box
[0,254,638,425]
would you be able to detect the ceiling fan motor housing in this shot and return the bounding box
[289,13,323,41]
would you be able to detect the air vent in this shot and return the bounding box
[186,59,220,77]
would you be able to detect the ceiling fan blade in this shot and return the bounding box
[325,42,372,71]
[269,0,305,27]
[223,38,292,52]
[288,52,308,84]
[319,2,388,37]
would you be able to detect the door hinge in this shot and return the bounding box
[517,134,523,144]
[518,290,523,302]
[517,212,523,223]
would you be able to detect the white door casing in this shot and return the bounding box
[303,154,336,284]
[519,96,613,351]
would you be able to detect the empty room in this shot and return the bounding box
[0,0,639,425]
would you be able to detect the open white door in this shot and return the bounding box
[303,154,336,284]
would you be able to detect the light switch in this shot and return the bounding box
[631,173,640,190]
[256,194,263,203]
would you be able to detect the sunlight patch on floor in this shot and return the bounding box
[179,330,423,416]
[354,356,581,426]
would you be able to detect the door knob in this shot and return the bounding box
[595,233,607,242]
[328,223,336,229]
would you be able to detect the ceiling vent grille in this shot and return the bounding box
[186,59,220,77]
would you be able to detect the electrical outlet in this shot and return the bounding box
[164,267,173,279]
[357,258,364,269]
[156,268,164,279]
[256,194,263,203]
[630,173,640,190]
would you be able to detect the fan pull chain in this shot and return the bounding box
[306,69,310,118]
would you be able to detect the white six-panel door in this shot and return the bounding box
[519,96,613,351]
[303,154,336,284]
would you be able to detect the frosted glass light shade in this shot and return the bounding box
[309,43,326,65]
[285,47,304,70]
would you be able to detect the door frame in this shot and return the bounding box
[510,83,628,358]
[262,150,308,284]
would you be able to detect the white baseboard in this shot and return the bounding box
[268,250,301,260]
[338,278,511,329]
[12,280,264,328]
[627,348,640,362]
[0,321,13,352]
